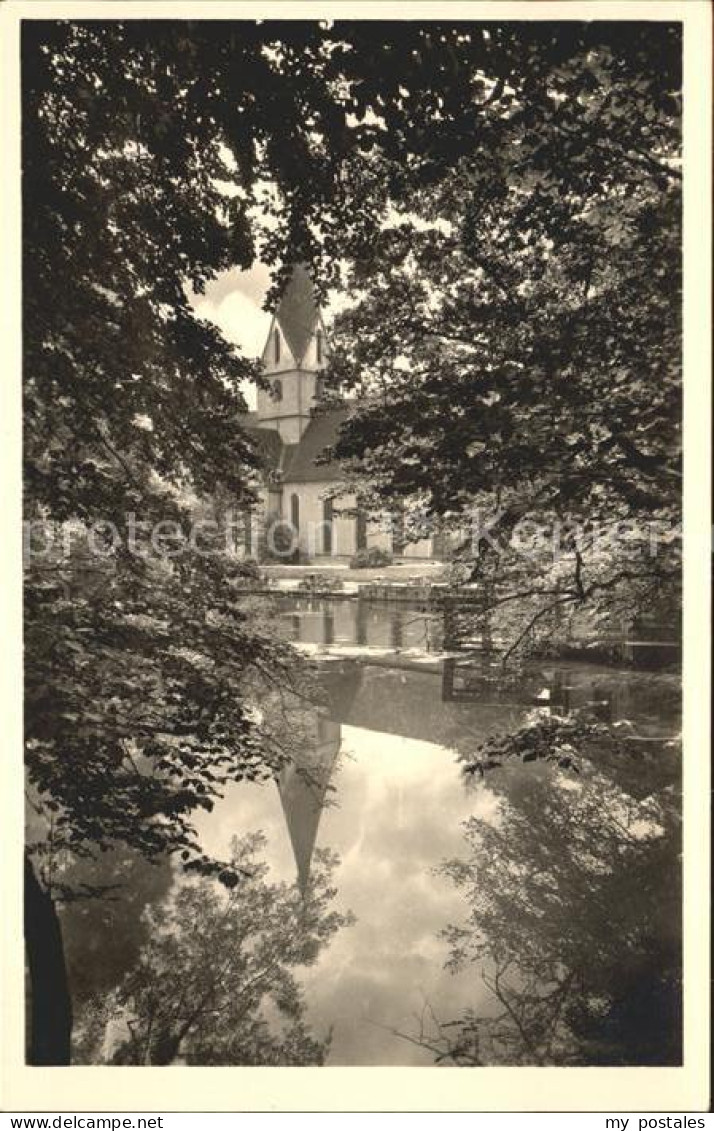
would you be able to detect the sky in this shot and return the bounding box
[194,719,497,1066]
[190,262,273,394]
[190,263,279,410]
[186,188,440,410]
[190,261,347,409]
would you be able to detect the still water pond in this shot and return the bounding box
[63,599,682,1066]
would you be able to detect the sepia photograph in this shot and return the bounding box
[5,0,709,1109]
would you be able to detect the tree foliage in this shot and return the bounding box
[25,22,684,857]
[23,17,683,1062]
[73,834,353,1066]
[323,23,682,653]
[399,718,681,1066]
[25,539,302,889]
[327,24,681,511]
[28,19,623,871]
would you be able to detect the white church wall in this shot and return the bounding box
[277,485,438,560]
[257,369,321,444]
[402,538,435,560]
[282,481,358,558]
[300,319,328,369]
[257,312,324,438]
[260,318,296,376]
[256,373,302,426]
[238,481,437,562]
[366,516,392,554]
[249,272,444,565]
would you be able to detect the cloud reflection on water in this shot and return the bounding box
[195,723,497,1065]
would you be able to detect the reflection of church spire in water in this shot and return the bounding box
[277,712,342,895]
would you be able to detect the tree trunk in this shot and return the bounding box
[24,855,73,1065]
[149,1029,181,1066]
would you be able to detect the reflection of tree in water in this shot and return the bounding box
[61,849,174,1009]
[401,744,681,1066]
[73,833,353,1065]
[65,667,355,1066]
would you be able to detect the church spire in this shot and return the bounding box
[257,263,327,443]
[277,713,341,896]
[273,264,320,366]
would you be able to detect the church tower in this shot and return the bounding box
[256,264,328,444]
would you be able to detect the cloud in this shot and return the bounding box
[196,722,494,1065]
[189,259,351,410]
[192,264,273,358]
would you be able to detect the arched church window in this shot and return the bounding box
[273,379,282,401]
[392,508,406,556]
[274,328,281,363]
[322,497,333,555]
[355,508,367,552]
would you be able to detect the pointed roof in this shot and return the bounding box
[238,412,285,471]
[277,717,341,895]
[281,406,349,482]
[274,264,320,365]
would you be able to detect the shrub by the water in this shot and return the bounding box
[237,557,262,581]
[258,515,301,563]
[349,547,393,570]
[297,574,345,593]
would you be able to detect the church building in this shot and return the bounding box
[242,265,440,561]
